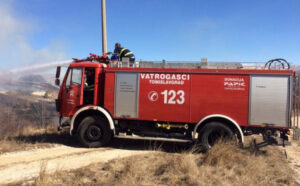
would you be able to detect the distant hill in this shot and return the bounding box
[19,74,48,83]
[0,74,58,92]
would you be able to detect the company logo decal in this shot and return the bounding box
[148,91,159,102]
[140,73,190,85]
[224,77,246,91]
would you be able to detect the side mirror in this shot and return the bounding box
[56,66,61,78]
[55,78,60,86]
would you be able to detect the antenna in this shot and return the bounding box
[101,0,107,55]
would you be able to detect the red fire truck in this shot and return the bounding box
[55,55,294,149]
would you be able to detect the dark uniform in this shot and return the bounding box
[84,69,94,104]
[114,47,135,63]
[84,82,94,91]
[84,70,94,91]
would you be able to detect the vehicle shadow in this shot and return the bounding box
[10,131,192,153]
[11,131,277,154]
[9,131,80,147]
[110,138,192,153]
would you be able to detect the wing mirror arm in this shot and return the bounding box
[55,66,61,86]
[56,66,61,78]
[55,79,60,86]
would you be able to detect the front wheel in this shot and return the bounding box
[199,122,235,151]
[78,116,112,148]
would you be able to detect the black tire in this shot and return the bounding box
[78,116,112,148]
[199,122,234,151]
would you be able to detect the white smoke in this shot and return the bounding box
[0,1,68,70]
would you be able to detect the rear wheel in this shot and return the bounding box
[199,122,234,151]
[78,116,112,148]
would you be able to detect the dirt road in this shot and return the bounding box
[0,145,150,185]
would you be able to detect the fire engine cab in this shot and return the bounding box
[55,54,295,150]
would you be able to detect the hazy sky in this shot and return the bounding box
[0,0,300,70]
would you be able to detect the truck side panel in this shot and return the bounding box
[190,74,250,126]
[138,72,191,122]
[103,68,292,129]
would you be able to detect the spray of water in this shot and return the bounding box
[10,59,72,74]
[0,59,72,91]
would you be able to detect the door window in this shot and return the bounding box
[65,68,82,88]
[71,68,82,85]
[66,69,71,88]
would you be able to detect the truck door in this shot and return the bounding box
[249,75,290,127]
[61,67,83,116]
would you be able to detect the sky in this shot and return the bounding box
[0,0,300,70]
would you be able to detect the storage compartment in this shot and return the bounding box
[115,72,139,118]
[249,75,290,127]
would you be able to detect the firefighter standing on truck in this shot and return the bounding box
[114,43,135,66]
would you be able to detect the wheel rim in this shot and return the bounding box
[86,125,102,141]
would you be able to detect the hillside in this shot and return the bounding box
[0,91,57,139]
[0,73,58,92]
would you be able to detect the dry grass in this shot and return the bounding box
[0,91,60,154]
[0,126,53,154]
[30,141,297,186]
[0,126,76,154]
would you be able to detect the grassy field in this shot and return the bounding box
[0,117,298,185]
[0,126,76,154]
[30,141,297,186]
[0,91,61,154]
